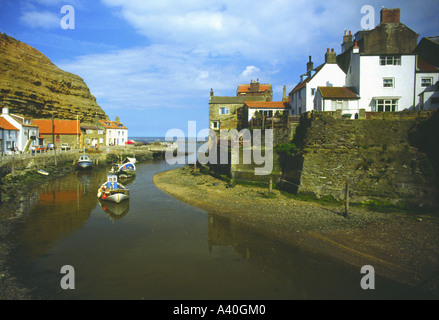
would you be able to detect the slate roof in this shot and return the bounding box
[317,87,360,99]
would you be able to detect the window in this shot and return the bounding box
[219,107,229,115]
[86,138,90,144]
[86,129,93,134]
[311,88,316,95]
[380,55,401,66]
[421,78,433,87]
[98,130,104,135]
[383,78,394,88]
[211,121,219,130]
[376,99,398,112]
[99,138,103,144]
[331,100,348,111]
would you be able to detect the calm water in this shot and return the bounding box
[8,158,433,300]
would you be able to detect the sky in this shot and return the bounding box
[0,0,438,137]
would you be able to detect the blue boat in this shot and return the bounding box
[97,174,130,204]
[112,157,136,176]
[76,155,93,170]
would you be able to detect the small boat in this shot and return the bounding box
[37,169,49,175]
[97,174,129,204]
[112,157,136,176]
[76,155,93,170]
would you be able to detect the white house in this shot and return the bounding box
[99,117,128,146]
[0,115,19,155]
[244,100,289,121]
[289,49,346,115]
[314,87,360,118]
[414,37,439,110]
[342,8,419,112]
[0,107,39,153]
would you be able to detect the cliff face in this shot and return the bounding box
[0,33,107,122]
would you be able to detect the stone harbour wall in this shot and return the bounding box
[281,111,438,207]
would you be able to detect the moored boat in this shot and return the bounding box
[97,174,129,203]
[76,155,93,170]
[112,157,136,176]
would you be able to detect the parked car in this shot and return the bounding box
[61,143,71,151]
[47,143,55,150]
[34,145,46,153]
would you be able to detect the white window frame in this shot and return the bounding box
[380,55,401,66]
[376,99,398,112]
[421,78,433,87]
[211,121,220,130]
[219,107,229,115]
[383,78,394,88]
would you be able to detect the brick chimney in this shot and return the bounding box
[380,8,400,24]
[306,56,313,74]
[325,48,337,64]
[250,79,260,92]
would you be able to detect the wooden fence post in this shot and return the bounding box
[269,176,273,194]
[344,181,349,217]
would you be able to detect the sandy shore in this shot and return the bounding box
[153,165,439,295]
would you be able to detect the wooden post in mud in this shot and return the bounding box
[269,177,272,194]
[344,181,349,217]
[11,154,15,177]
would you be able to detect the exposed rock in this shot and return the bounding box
[0,33,107,122]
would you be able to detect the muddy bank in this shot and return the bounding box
[153,165,439,296]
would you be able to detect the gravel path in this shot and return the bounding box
[154,165,439,295]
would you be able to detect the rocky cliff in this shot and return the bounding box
[0,33,107,122]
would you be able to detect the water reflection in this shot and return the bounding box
[98,199,130,220]
[12,168,109,263]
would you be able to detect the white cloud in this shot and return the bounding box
[19,10,59,29]
[241,66,260,79]
[100,0,363,63]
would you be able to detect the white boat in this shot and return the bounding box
[112,157,136,176]
[76,155,93,170]
[97,174,129,204]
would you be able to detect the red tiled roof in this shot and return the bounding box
[0,117,19,130]
[33,119,80,135]
[317,87,359,99]
[245,101,289,109]
[417,55,439,72]
[237,84,272,93]
[99,120,127,129]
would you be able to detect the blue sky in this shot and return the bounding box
[0,0,438,137]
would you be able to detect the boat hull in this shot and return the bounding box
[104,192,129,204]
[76,161,93,170]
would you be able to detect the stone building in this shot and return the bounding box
[236,79,273,100]
[33,119,81,149]
[80,123,106,149]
